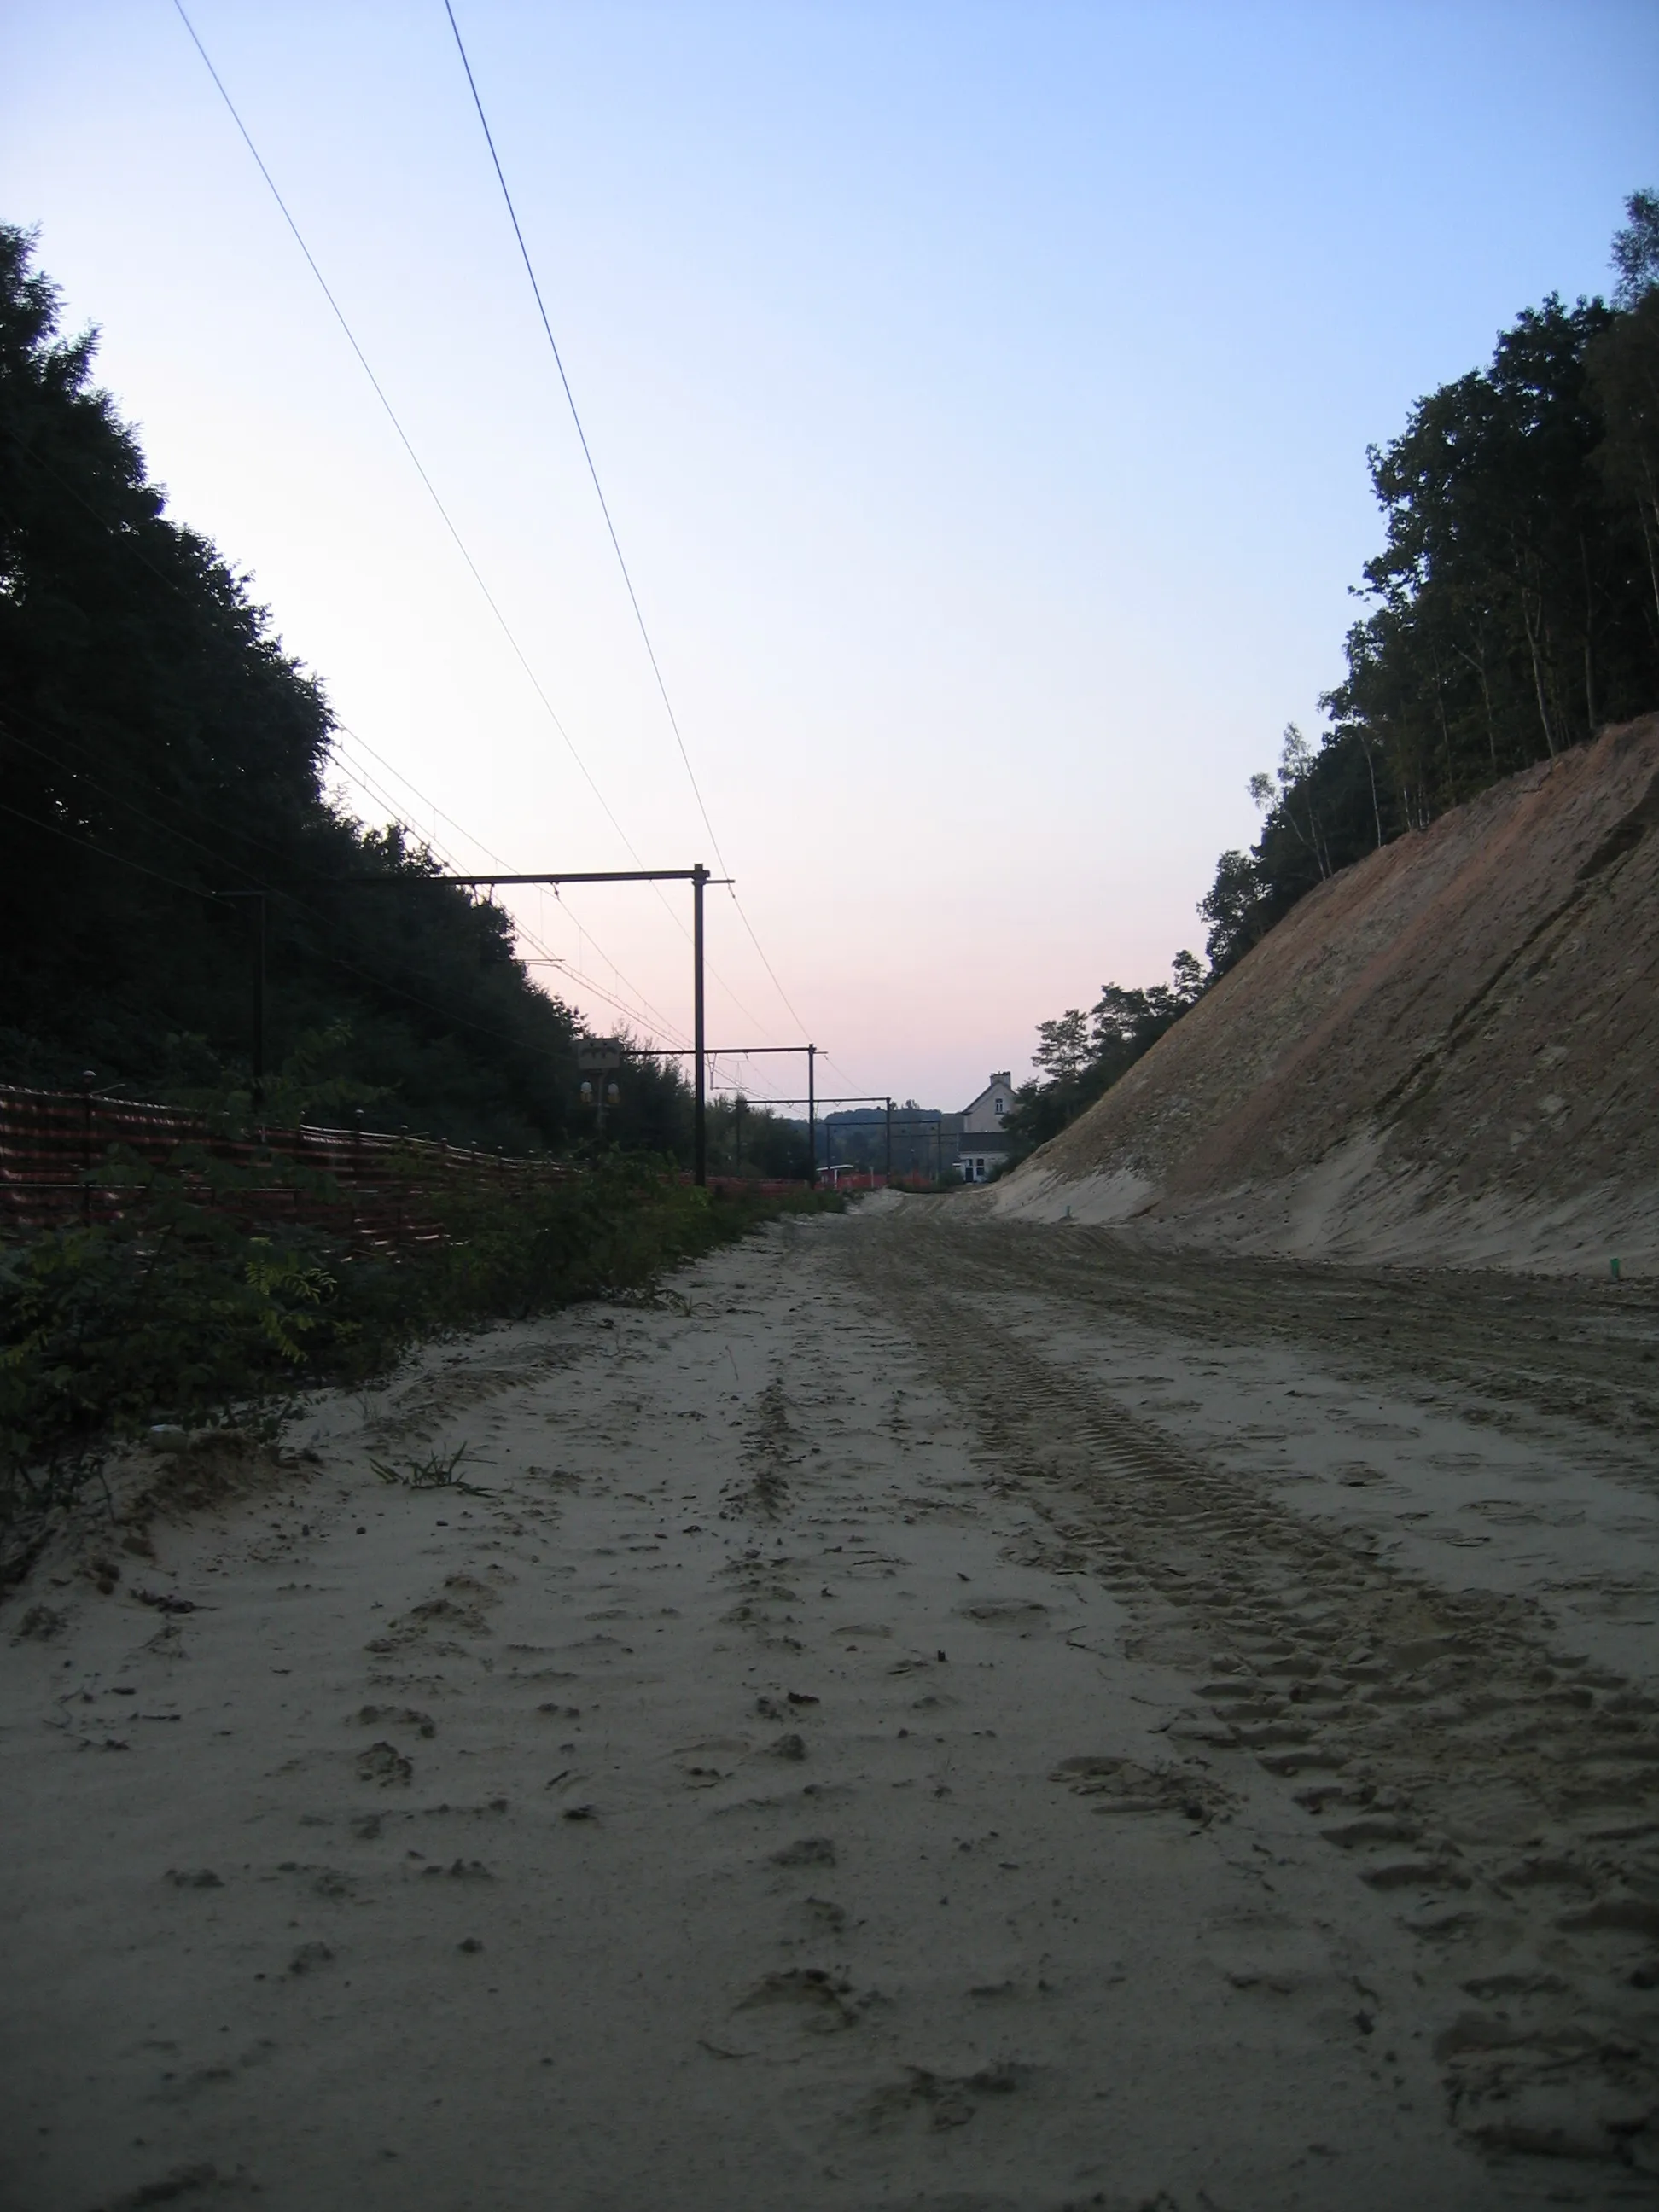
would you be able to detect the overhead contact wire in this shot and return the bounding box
[328,729,696,1047]
[442,0,729,881]
[173,0,646,870]
[442,2,819,1058]
[174,3,806,1083]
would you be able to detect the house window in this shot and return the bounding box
[993,1097,1004,1115]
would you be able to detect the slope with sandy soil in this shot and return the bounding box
[996,713,1659,1271]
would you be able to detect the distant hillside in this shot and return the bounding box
[993,713,1659,1272]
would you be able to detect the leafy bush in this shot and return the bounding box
[0,1160,343,1514]
[0,1150,842,1553]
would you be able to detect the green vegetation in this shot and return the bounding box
[1202,189,1659,974]
[1009,192,1659,1160]
[0,1150,842,1565]
[1001,954,1205,1162]
[701,1095,812,1179]
[0,223,847,1553]
[0,223,691,1151]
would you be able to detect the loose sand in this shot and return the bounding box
[5,1202,1657,2209]
[994,714,1659,1274]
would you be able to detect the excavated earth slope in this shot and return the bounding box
[995,712,1659,1272]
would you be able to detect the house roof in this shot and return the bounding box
[961,1071,1014,1118]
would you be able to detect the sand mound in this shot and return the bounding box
[995,713,1659,1272]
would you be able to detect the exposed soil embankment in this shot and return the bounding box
[997,713,1659,1271]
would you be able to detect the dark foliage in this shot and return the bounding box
[1200,195,1659,975]
[1001,952,1205,1161]
[0,1148,843,1542]
[703,1096,812,1179]
[0,224,699,1153]
[1010,195,1659,1158]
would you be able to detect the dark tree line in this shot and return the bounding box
[701,1095,812,1179]
[0,224,698,1154]
[1001,952,1204,1160]
[1008,193,1659,1161]
[1202,189,1659,972]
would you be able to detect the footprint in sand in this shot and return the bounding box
[671,1735,750,1788]
[356,1741,413,1786]
[958,1598,1052,1634]
[352,1703,435,1738]
[792,1896,847,1933]
[366,1575,501,1654]
[735,1967,859,2036]
[771,1836,837,1868]
[1051,1755,1232,1825]
[14,1604,67,1642]
[859,2061,1027,2133]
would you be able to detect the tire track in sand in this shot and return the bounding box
[846,1220,1659,2182]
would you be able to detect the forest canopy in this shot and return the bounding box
[0,223,700,1153]
[1006,192,1659,1166]
[1201,189,1659,975]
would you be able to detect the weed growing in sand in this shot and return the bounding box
[370,1444,487,1495]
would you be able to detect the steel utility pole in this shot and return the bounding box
[351,866,728,1185]
[884,1096,893,1183]
[218,891,266,1115]
[693,864,707,1187]
[630,1042,820,1187]
[751,1091,892,1187]
[808,1044,817,1189]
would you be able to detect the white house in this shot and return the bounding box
[957,1070,1015,1182]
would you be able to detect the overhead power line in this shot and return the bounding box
[442,0,727,880]
[170,1,786,1060]
[0,795,564,1068]
[325,748,801,1103]
[0,429,688,1054]
[325,726,707,1051]
[327,738,702,1054]
[439,1,821,1054]
[172,0,639,868]
[0,796,221,902]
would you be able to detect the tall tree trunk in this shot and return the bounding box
[1361,737,1384,849]
[1520,588,1557,759]
[1430,646,1458,804]
[1480,651,1499,769]
[1640,486,1659,634]
[1580,532,1598,738]
[1452,631,1500,768]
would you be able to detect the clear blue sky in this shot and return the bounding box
[4,3,1655,1106]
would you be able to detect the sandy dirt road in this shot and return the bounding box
[5,1198,1658,2210]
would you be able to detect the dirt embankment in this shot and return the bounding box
[996,713,1659,1272]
